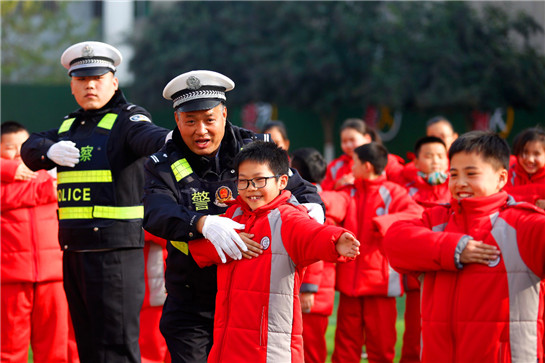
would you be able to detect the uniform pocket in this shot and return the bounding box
[260,306,267,347]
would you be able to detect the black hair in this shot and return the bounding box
[448,131,510,170]
[261,120,289,141]
[354,142,388,175]
[234,141,289,176]
[426,115,454,130]
[414,136,446,157]
[1,121,27,136]
[512,126,545,156]
[290,147,327,184]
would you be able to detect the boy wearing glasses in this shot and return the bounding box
[188,141,360,363]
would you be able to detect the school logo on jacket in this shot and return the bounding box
[214,186,233,207]
[260,236,270,250]
[488,256,501,268]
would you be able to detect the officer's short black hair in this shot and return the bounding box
[512,126,545,156]
[448,131,510,171]
[414,136,446,158]
[290,147,327,184]
[354,142,388,175]
[234,141,289,176]
[1,121,27,136]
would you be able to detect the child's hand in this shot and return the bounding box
[335,173,355,189]
[536,199,545,210]
[336,232,360,258]
[14,163,37,181]
[238,232,263,259]
[460,239,500,265]
[300,292,315,313]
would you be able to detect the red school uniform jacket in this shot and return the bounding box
[384,192,545,363]
[505,160,545,204]
[326,175,423,297]
[189,190,351,363]
[1,159,62,283]
[321,153,405,190]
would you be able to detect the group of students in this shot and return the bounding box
[262,117,545,363]
[2,50,545,363]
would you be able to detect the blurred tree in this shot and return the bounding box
[129,1,545,140]
[1,1,98,84]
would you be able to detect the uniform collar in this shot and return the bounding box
[451,191,509,217]
[234,190,293,216]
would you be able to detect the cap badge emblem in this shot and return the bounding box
[82,45,94,58]
[186,76,201,90]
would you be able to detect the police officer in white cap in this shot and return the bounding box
[21,41,170,363]
[142,70,324,362]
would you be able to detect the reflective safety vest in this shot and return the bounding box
[56,113,143,229]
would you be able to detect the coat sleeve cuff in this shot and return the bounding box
[454,235,471,269]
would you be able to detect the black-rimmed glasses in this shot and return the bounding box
[236,175,280,190]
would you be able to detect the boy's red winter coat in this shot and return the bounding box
[1,160,62,283]
[189,191,350,363]
[324,176,423,297]
[384,192,545,362]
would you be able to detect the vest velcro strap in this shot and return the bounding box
[97,113,118,130]
[171,158,193,182]
[58,118,76,134]
[58,205,144,220]
[58,170,113,184]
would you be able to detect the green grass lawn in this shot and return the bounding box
[325,293,406,362]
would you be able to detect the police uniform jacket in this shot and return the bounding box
[21,90,169,251]
[143,121,323,306]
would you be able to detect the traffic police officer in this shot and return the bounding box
[142,70,324,363]
[21,41,170,363]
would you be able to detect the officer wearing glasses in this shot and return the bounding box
[142,70,323,363]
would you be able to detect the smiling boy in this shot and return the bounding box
[188,141,360,363]
[384,131,545,362]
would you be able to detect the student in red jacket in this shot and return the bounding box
[291,147,334,363]
[400,136,450,363]
[404,136,451,208]
[384,131,545,362]
[321,118,405,191]
[505,127,545,209]
[188,141,360,363]
[328,142,423,363]
[1,121,70,362]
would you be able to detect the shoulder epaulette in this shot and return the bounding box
[149,151,168,165]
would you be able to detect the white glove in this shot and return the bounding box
[46,141,80,167]
[302,203,325,224]
[202,215,247,263]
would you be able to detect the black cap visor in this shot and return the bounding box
[70,66,113,77]
[176,99,223,113]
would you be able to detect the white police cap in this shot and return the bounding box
[163,70,235,112]
[61,41,122,77]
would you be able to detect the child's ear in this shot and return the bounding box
[498,168,508,190]
[279,174,289,190]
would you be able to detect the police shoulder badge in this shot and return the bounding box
[129,114,151,122]
[214,186,233,207]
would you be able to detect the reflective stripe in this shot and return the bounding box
[171,158,193,182]
[97,113,118,130]
[58,118,76,134]
[58,205,143,220]
[57,170,112,184]
[170,241,189,255]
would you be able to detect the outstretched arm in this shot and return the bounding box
[335,232,360,259]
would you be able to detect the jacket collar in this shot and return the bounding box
[354,174,387,190]
[232,190,293,216]
[451,191,509,217]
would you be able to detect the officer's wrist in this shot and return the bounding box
[196,215,206,234]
